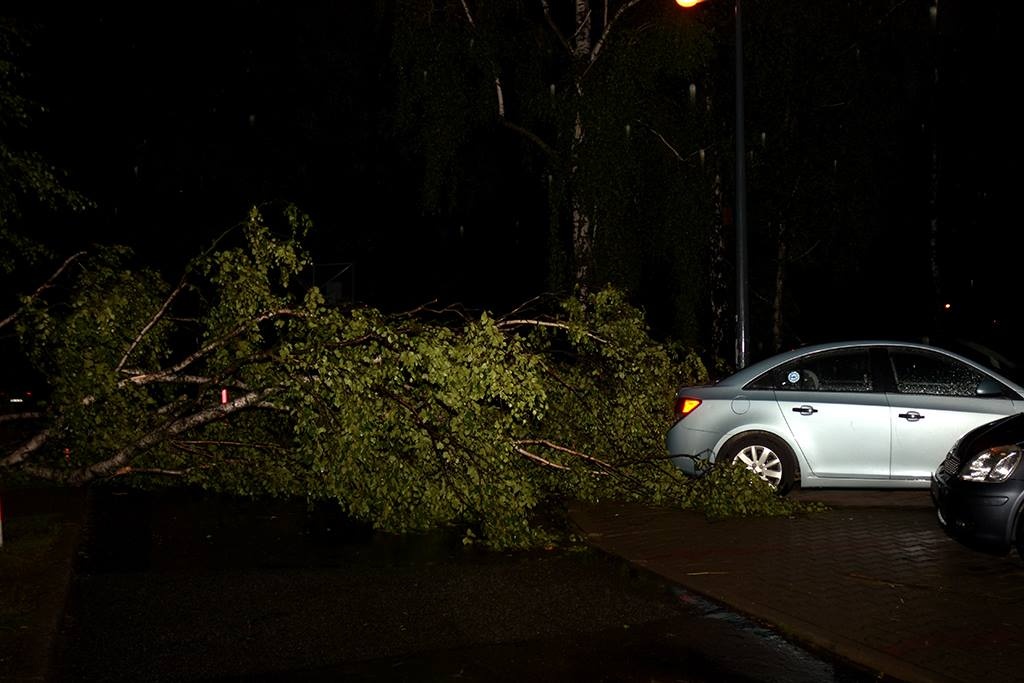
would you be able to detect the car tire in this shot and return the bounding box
[720,432,796,495]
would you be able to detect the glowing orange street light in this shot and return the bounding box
[676,0,749,369]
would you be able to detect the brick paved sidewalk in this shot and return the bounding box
[569,499,1024,683]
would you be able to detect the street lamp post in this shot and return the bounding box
[676,0,749,369]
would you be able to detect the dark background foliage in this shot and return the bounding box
[3,0,1022,369]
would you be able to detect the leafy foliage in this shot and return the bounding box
[1,206,818,549]
[683,460,822,519]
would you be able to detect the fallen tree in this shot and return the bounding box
[0,206,807,548]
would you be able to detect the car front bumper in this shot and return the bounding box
[931,473,1024,551]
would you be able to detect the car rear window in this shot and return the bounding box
[750,349,873,392]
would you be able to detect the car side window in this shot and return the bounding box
[773,349,873,392]
[888,349,984,397]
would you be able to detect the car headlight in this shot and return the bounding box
[960,445,1023,483]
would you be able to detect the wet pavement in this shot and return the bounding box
[569,489,1024,683]
[44,489,872,682]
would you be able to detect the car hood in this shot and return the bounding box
[958,412,1024,455]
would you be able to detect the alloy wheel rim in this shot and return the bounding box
[733,445,783,488]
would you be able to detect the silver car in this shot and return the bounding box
[666,340,1024,494]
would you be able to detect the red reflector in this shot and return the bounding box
[674,397,701,417]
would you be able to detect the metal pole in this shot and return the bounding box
[734,0,749,369]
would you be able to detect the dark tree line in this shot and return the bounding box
[4,1,1016,366]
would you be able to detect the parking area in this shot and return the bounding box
[570,490,1024,683]
[790,488,933,508]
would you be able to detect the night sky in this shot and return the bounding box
[9,4,530,308]
[4,1,1022,363]
[13,5,408,291]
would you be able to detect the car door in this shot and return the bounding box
[886,347,1021,480]
[773,348,892,479]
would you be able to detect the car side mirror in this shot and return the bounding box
[976,378,1006,397]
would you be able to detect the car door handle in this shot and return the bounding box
[792,405,818,416]
[898,411,924,422]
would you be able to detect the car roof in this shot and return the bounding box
[718,340,1024,392]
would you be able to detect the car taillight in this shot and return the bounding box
[673,396,701,418]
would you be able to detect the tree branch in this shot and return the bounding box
[116,274,189,372]
[590,0,643,64]
[0,250,85,330]
[69,387,282,484]
[499,119,557,161]
[1,427,51,468]
[540,0,574,57]
[171,438,279,449]
[6,386,282,485]
[514,446,571,470]
[112,466,187,478]
[119,308,302,387]
[495,318,608,343]
[515,438,614,470]
[643,123,714,164]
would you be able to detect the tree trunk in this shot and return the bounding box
[569,0,595,291]
[570,115,594,291]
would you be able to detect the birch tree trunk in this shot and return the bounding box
[468,0,662,292]
[569,0,595,291]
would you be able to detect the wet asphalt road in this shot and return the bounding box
[51,489,878,682]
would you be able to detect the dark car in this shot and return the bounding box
[0,384,39,414]
[0,355,45,415]
[931,412,1024,556]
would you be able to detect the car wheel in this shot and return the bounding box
[720,432,796,495]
